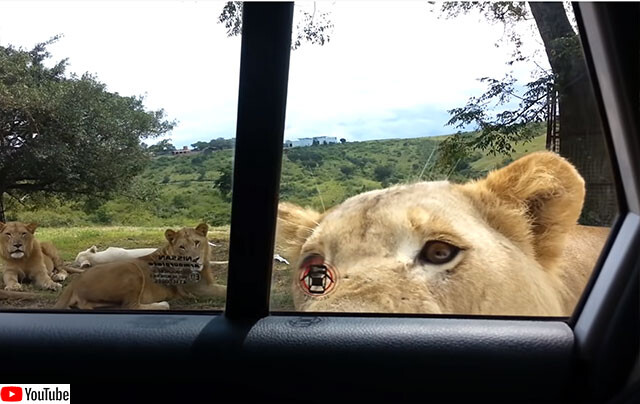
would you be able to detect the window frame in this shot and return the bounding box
[0,2,637,402]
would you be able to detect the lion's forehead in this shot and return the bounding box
[321,182,478,233]
[172,230,207,245]
[308,182,491,258]
[3,222,29,234]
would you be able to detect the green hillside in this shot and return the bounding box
[7,128,546,227]
[470,134,546,172]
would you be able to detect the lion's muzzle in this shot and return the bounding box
[9,245,24,259]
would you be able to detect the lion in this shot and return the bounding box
[277,151,610,316]
[74,243,222,269]
[74,246,158,268]
[0,221,68,292]
[55,223,226,310]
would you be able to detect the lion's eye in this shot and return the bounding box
[418,241,460,265]
[179,245,186,250]
[194,241,200,247]
[4,233,10,237]
[21,232,26,236]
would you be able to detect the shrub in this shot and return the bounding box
[373,165,393,182]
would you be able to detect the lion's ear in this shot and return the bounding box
[195,223,209,237]
[465,151,585,268]
[26,223,38,234]
[0,222,4,232]
[90,245,98,253]
[165,229,177,244]
[276,202,322,261]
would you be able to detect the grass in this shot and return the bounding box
[1,225,298,312]
[470,135,546,172]
[36,225,230,261]
[2,128,548,311]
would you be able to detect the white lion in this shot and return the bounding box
[74,246,157,268]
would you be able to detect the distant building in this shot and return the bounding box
[172,146,192,155]
[314,136,337,145]
[294,137,315,147]
[283,136,338,148]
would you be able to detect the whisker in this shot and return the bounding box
[445,158,461,181]
[315,184,326,213]
[308,169,326,213]
[417,146,437,181]
[276,217,317,232]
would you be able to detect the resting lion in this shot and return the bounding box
[0,221,68,293]
[277,151,610,316]
[55,223,226,310]
[74,246,159,268]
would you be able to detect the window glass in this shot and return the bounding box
[0,1,238,310]
[273,1,618,316]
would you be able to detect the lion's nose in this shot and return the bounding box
[13,243,22,248]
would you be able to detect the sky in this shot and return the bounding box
[0,1,550,147]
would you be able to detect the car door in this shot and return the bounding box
[0,2,637,403]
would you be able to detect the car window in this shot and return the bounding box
[272,1,619,316]
[0,0,239,311]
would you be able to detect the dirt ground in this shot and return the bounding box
[0,238,295,312]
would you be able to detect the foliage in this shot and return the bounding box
[373,165,393,183]
[217,2,334,50]
[0,37,175,220]
[213,165,233,197]
[340,165,355,178]
[439,2,530,61]
[286,148,323,169]
[433,2,566,169]
[191,137,235,151]
[291,3,334,50]
[147,139,176,155]
[218,1,243,37]
[6,125,546,227]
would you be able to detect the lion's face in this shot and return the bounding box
[0,222,38,260]
[75,245,98,268]
[164,223,210,272]
[277,152,587,316]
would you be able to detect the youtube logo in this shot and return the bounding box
[0,386,22,402]
[0,384,70,403]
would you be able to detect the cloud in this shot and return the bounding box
[285,104,471,142]
[0,1,550,147]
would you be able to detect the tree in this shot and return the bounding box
[0,38,174,222]
[340,138,346,144]
[191,141,209,151]
[340,165,355,178]
[209,137,235,150]
[148,139,176,155]
[213,166,233,197]
[437,2,614,225]
[218,2,334,50]
[287,148,323,169]
[373,165,393,183]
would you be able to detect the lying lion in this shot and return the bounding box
[55,223,226,310]
[0,221,69,293]
[75,243,223,269]
[74,246,159,268]
[277,151,610,316]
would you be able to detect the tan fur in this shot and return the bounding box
[0,221,68,292]
[55,223,226,310]
[276,152,610,316]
